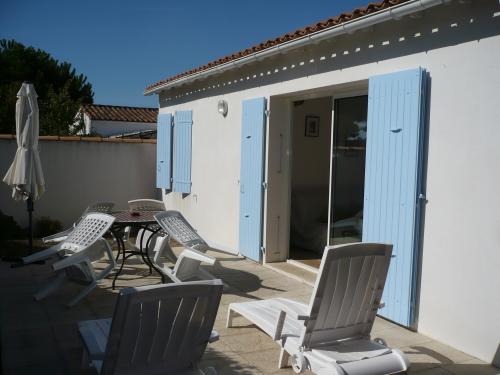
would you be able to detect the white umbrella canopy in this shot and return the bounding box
[3,82,45,200]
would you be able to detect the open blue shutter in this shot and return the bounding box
[239,97,266,262]
[156,113,172,189]
[173,110,193,193]
[363,68,427,327]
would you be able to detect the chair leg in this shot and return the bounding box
[66,281,97,308]
[278,347,290,369]
[33,273,66,301]
[226,308,237,328]
[81,347,90,369]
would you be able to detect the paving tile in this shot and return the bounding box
[410,366,454,374]
[1,247,495,375]
[375,325,432,348]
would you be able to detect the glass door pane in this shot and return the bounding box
[329,96,368,245]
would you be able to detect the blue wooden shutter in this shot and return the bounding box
[173,110,193,193]
[156,113,172,189]
[239,97,267,262]
[363,68,427,327]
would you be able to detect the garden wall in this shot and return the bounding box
[0,135,157,230]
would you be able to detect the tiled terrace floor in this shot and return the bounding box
[1,247,498,375]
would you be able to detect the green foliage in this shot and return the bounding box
[0,39,94,135]
[35,216,63,238]
[0,210,24,240]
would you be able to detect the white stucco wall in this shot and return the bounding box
[0,138,157,228]
[154,1,500,362]
[89,120,156,137]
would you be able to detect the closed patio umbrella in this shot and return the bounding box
[3,82,45,252]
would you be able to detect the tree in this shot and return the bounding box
[0,39,94,135]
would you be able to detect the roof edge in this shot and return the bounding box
[145,0,450,96]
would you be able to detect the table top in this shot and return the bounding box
[111,210,162,225]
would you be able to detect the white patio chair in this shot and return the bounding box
[153,211,220,282]
[121,199,166,244]
[29,213,116,307]
[227,242,410,375]
[42,202,115,244]
[78,280,223,375]
[128,198,165,211]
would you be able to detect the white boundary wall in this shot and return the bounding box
[154,1,500,363]
[0,137,157,228]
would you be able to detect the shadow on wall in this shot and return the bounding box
[159,2,500,107]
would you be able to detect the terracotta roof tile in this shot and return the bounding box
[145,0,410,93]
[82,104,158,123]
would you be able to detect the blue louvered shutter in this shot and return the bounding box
[239,97,267,262]
[363,68,427,327]
[173,110,193,193]
[156,113,172,189]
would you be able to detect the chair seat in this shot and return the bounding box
[228,298,308,339]
[311,339,391,364]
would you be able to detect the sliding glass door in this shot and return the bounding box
[328,96,368,246]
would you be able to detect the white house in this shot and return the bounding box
[77,104,157,137]
[145,0,500,365]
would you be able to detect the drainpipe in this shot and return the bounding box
[145,0,452,95]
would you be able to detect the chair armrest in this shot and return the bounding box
[208,330,219,343]
[269,300,310,321]
[269,300,310,341]
[180,249,216,265]
[42,227,73,243]
[78,320,109,360]
[22,244,62,264]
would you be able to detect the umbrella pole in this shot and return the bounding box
[27,195,34,253]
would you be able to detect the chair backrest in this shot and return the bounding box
[61,213,115,253]
[84,202,115,215]
[101,280,223,375]
[154,211,210,252]
[128,199,165,211]
[299,242,392,349]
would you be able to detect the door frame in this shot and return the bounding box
[263,86,367,264]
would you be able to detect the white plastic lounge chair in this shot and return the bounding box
[42,202,115,244]
[29,213,116,307]
[78,280,223,375]
[154,210,210,255]
[227,243,410,375]
[153,211,219,282]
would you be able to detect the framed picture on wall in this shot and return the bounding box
[305,115,320,137]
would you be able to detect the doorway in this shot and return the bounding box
[288,95,368,269]
[288,97,332,267]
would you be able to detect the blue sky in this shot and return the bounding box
[1,0,369,108]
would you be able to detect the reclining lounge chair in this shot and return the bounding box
[78,280,223,374]
[42,202,115,244]
[152,211,219,282]
[27,213,116,307]
[227,242,410,375]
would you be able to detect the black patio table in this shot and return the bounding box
[109,210,165,288]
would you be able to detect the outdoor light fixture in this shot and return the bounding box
[218,99,228,117]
